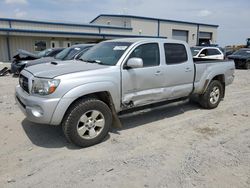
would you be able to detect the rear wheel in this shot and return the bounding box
[199,80,223,109]
[244,61,250,70]
[62,98,112,147]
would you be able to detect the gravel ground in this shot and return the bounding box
[0,64,250,188]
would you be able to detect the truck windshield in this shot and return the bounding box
[80,42,132,65]
[55,47,82,60]
[233,49,250,56]
[37,49,52,58]
[191,47,202,56]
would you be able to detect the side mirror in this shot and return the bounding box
[125,58,143,69]
[199,54,206,57]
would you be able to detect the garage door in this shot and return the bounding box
[199,32,212,39]
[172,30,188,42]
[199,32,212,45]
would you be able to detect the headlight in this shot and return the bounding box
[31,78,60,95]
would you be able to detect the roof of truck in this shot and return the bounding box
[105,37,184,44]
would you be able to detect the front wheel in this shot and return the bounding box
[199,80,223,109]
[62,98,112,147]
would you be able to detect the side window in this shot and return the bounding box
[200,49,208,56]
[34,41,47,51]
[164,43,188,64]
[207,49,221,56]
[75,48,89,59]
[129,43,160,67]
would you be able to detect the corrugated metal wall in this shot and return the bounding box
[0,36,9,62]
[12,22,100,34]
[1,36,100,61]
[9,36,36,60]
[92,16,132,28]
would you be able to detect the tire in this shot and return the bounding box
[62,98,112,147]
[244,61,250,70]
[199,80,223,109]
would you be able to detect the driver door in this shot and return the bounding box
[121,43,165,108]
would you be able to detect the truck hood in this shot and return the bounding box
[25,57,55,67]
[24,60,109,78]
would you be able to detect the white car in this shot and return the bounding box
[191,46,225,60]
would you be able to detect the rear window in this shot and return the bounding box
[207,49,221,56]
[164,43,188,64]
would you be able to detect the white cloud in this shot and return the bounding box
[4,0,28,4]
[197,10,212,17]
[14,8,27,18]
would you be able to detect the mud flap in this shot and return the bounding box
[111,109,122,128]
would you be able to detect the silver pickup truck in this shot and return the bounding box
[16,38,235,147]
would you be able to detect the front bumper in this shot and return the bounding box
[234,59,247,67]
[15,85,60,125]
[11,63,23,74]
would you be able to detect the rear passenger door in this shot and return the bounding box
[162,43,194,99]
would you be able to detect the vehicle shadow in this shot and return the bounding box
[21,119,110,149]
[113,100,200,132]
[22,100,200,149]
[21,119,76,149]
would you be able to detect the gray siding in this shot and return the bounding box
[12,21,100,33]
[160,22,198,46]
[0,36,9,62]
[130,19,158,36]
[9,36,35,59]
[0,21,9,28]
[0,15,218,61]
[91,16,132,28]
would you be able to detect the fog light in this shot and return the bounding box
[31,106,44,117]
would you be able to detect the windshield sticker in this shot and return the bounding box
[247,51,250,53]
[74,47,81,50]
[113,46,128,51]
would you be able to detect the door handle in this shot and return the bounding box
[185,67,192,72]
[154,70,162,75]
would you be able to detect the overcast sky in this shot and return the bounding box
[0,0,249,46]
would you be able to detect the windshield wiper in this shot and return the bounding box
[79,59,105,65]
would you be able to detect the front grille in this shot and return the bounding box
[19,74,29,93]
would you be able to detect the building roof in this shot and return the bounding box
[90,14,219,28]
[0,17,132,30]
[0,28,166,39]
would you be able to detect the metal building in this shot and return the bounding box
[0,14,218,62]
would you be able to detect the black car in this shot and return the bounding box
[11,48,64,74]
[25,44,95,68]
[228,48,250,69]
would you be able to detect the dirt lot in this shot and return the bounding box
[0,63,250,188]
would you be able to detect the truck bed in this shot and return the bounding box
[193,59,235,94]
[193,58,228,63]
